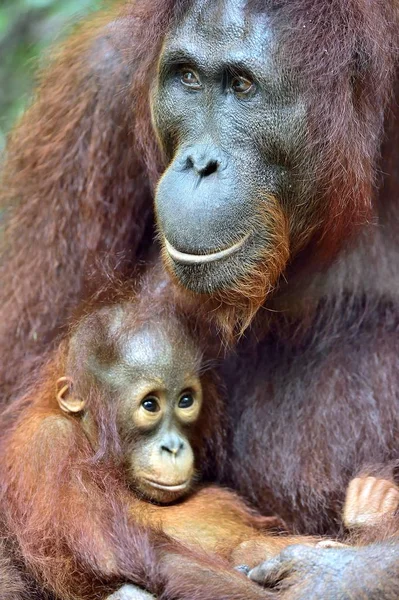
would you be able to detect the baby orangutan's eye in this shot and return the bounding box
[178,392,194,409]
[142,397,160,413]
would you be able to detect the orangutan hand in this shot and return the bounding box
[249,542,399,599]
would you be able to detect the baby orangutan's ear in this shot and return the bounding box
[56,377,86,414]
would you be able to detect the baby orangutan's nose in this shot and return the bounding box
[160,433,185,458]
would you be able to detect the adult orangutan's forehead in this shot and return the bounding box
[164,0,273,63]
[186,0,252,38]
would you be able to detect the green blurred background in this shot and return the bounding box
[0,0,101,152]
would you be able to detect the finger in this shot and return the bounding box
[370,479,396,512]
[358,477,379,509]
[380,486,399,515]
[344,478,364,527]
[248,545,312,587]
[344,477,381,527]
[345,477,363,507]
[249,555,288,586]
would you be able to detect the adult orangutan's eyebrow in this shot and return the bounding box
[159,47,201,77]
[159,46,261,85]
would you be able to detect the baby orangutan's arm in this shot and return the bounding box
[142,486,320,570]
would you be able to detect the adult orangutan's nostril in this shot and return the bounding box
[184,149,220,177]
[199,160,218,177]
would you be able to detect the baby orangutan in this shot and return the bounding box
[56,302,295,569]
[57,302,399,573]
[2,294,306,600]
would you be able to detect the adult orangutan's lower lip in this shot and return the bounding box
[144,479,189,492]
[164,233,250,265]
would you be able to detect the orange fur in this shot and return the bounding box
[0,297,316,600]
[161,195,290,340]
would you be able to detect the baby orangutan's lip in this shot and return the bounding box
[143,478,189,492]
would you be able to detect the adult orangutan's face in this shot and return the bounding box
[152,0,308,298]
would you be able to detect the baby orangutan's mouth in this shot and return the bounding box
[143,478,190,492]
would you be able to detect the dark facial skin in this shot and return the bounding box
[58,313,203,504]
[152,0,308,295]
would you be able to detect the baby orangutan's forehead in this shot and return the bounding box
[68,310,202,390]
[118,322,201,382]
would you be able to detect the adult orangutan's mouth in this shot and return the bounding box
[164,233,250,265]
[143,478,189,492]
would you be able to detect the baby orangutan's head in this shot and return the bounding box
[56,304,205,503]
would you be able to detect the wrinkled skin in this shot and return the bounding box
[249,543,399,600]
[247,478,399,599]
[153,0,308,295]
[244,477,399,598]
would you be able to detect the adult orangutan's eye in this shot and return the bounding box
[231,75,254,96]
[181,69,202,89]
[142,397,160,413]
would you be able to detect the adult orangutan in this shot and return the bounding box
[0,0,398,598]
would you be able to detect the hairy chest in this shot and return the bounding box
[220,326,399,534]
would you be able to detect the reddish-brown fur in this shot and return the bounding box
[1,0,399,598]
[0,0,396,392]
[0,289,318,600]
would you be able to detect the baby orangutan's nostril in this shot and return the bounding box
[161,440,184,456]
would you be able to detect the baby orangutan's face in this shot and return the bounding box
[57,314,204,504]
[115,322,203,502]
[120,370,203,503]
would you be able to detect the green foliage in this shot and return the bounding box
[0,0,100,151]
